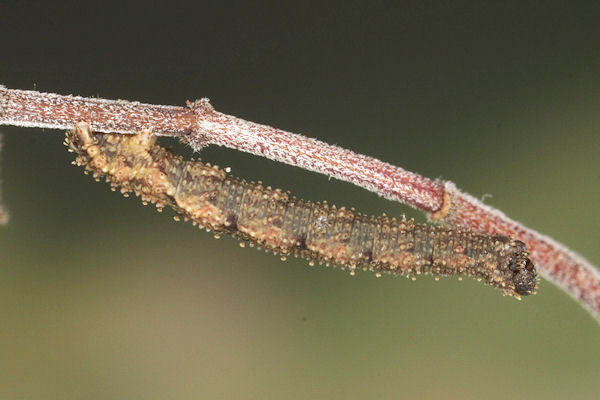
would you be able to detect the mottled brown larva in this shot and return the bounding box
[65,123,538,298]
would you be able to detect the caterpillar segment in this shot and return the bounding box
[65,123,538,298]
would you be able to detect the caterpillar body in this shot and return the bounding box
[65,123,537,298]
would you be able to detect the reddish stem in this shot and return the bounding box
[188,99,444,213]
[0,86,196,136]
[0,87,444,213]
[1,85,598,321]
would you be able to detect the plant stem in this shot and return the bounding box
[0,86,196,135]
[1,85,598,322]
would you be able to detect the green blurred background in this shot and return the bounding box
[1,2,599,399]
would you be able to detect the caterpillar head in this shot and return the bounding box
[506,240,537,296]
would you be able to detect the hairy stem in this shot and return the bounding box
[1,85,598,322]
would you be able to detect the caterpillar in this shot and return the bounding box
[65,123,537,298]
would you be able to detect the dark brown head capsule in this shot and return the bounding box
[507,241,537,296]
